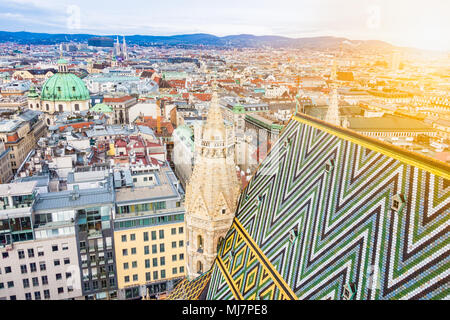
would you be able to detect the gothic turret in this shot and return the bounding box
[324,60,340,126]
[184,89,241,279]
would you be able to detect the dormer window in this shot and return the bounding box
[289,225,299,243]
[325,159,335,173]
[283,137,292,149]
[342,282,356,300]
[392,194,406,212]
[221,208,226,214]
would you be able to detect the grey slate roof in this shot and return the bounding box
[34,187,114,211]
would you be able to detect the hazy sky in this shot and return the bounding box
[0,0,449,51]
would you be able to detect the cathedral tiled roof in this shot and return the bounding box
[166,270,212,300]
[170,112,450,300]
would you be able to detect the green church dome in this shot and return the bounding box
[40,72,90,102]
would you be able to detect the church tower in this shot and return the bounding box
[324,60,340,126]
[184,88,241,279]
[122,36,128,60]
[114,36,121,57]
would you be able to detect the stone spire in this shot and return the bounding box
[184,84,241,279]
[115,36,121,57]
[325,60,340,126]
[122,35,128,60]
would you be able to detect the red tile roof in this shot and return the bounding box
[192,93,212,101]
[104,96,134,103]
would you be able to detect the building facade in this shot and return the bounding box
[113,164,186,299]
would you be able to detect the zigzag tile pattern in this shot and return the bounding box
[206,116,450,300]
[167,270,212,300]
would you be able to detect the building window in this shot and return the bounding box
[62,243,69,251]
[144,246,149,255]
[74,104,80,111]
[41,276,48,285]
[56,273,62,280]
[133,274,138,281]
[172,267,177,275]
[44,290,50,299]
[18,250,25,259]
[153,271,158,280]
[39,262,46,271]
[146,272,151,281]
[54,260,60,267]
[143,232,149,241]
[30,263,37,272]
[198,235,204,250]
[179,240,184,247]
[145,259,150,268]
[179,227,184,234]
[32,277,39,287]
[23,279,29,288]
[160,270,166,278]
[197,261,203,274]
[124,276,130,283]
[1,252,8,259]
[171,228,176,235]
[172,255,177,262]
[27,248,34,258]
[58,287,64,294]
[172,241,176,249]
[34,292,41,300]
[25,293,32,300]
[64,258,70,265]
[7,281,14,288]
[122,249,128,256]
[159,243,165,253]
[160,257,165,266]
[52,245,58,252]
[151,231,157,240]
[37,247,44,256]
[179,253,184,260]
[123,262,129,270]
[20,265,27,274]
[152,258,158,267]
[159,230,164,239]
[132,261,137,268]
[131,247,136,255]
[121,235,127,242]
[152,245,157,254]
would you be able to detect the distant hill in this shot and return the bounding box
[0,30,395,50]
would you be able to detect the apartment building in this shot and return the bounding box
[34,178,118,300]
[103,96,137,125]
[0,142,13,184]
[0,110,46,174]
[0,181,81,300]
[113,164,186,299]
